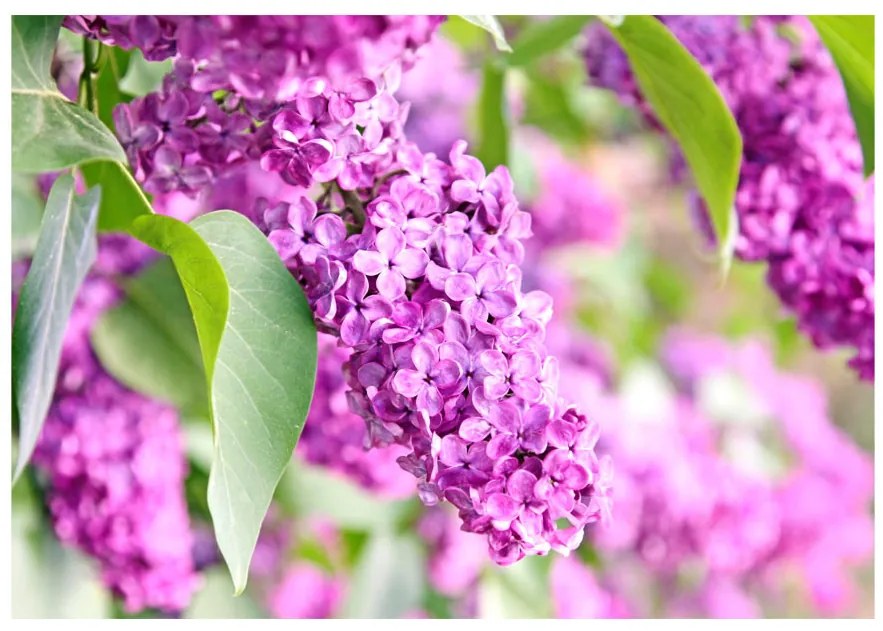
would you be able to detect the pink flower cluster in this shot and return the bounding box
[26,238,199,614]
[557,329,873,617]
[268,135,612,565]
[584,16,874,379]
[67,15,442,196]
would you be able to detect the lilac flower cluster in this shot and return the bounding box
[569,329,873,617]
[298,333,414,498]
[583,16,875,379]
[265,136,613,565]
[66,15,443,196]
[26,238,199,614]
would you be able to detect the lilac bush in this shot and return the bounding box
[584,16,875,379]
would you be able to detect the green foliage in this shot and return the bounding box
[342,531,427,618]
[458,15,512,52]
[604,16,743,271]
[190,211,318,594]
[11,173,44,260]
[11,16,126,172]
[280,459,415,531]
[810,16,875,175]
[475,61,510,170]
[11,175,100,481]
[118,49,173,97]
[507,16,593,67]
[95,46,132,128]
[91,258,208,415]
[80,160,154,231]
[477,555,553,618]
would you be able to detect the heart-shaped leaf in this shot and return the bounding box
[12,16,126,173]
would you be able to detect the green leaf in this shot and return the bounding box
[190,211,318,594]
[477,556,553,619]
[126,213,228,387]
[11,173,45,260]
[342,532,426,618]
[475,61,510,170]
[459,15,512,52]
[11,175,100,481]
[185,568,266,619]
[11,16,126,172]
[119,49,173,97]
[91,257,208,415]
[521,66,591,145]
[604,15,743,268]
[280,458,415,530]
[95,46,132,129]
[809,16,875,175]
[80,159,154,232]
[507,16,594,66]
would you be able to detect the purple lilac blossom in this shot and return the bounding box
[567,329,872,617]
[298,333,415,497]
[262,133,613,565]
[25,237,199,614]
[67,15,444,196]
[583,16,874,380]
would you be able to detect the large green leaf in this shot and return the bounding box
[342,531,426,618]
[459,15,512,52]
[475,61,510,170]
[507,15,594,67]
[11,175,100,480]
[11,16,126,172]
[91,257,208,415]
[190,211,318,594]
[810,15,875,175]
[477,556,553,618]
[80,159,154,232]
[604,15,743,269]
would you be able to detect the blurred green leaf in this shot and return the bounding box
[91,257,208,415]
[280,458,414,531]
[12,175,99,482]
[604,16,742,270]
[190,211,318,595]
[12,481,111,618]
[475,61,510,170]
[521,67,591,144]
[507,16,593,66]
[80,160,153,232]
[12,15,126,172]
[119,49,173,97]
[342,531,426,618]
[459,15,512,52]
[185,568,266,619]
[809,15,874,174]
[477,556,552,618]
[11,173,44,260]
